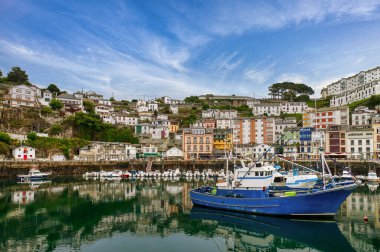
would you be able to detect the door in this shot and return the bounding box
[23,155,27,160]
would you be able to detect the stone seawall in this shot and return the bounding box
[0,160,227,178]
[0,159,379,179]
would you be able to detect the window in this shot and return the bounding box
[366,140,370,145]
[358,140,362,145]
[351,140,354,145]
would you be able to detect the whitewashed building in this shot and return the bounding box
[57,93,83,110]
[113,114,139,126]
[12,146,36,161]
[202,109,220,118]
[150,125,170,139]
[135,123,151,134]
[325,66,380,107]
[252,102,307,116]
[219,110,238,119]
[39,90,53,106]
[3,84,39,108]
[170,105,178,114]
[216,119,233,129]
[346,125,373,159]
[351,106,377,125]
[147,101,158,111]
[79,142,136,161]
[165,147,183,159]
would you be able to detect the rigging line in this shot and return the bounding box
[236,117,305,186]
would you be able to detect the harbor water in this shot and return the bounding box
[0,177,379,251]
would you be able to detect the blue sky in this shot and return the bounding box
[1,0,380,100]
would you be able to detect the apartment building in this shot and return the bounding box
[182,127,213,160]
[351,106,377,125]
[303,106,349,129]
[216,118,233,129]
[191,118,216,128]
[274,118,297,142]
[213,128,233,151]
[346,125,373,159]
[325,125,347,155]
[3,84,39,108]
[252,102,307,116]
[324,66,380,107]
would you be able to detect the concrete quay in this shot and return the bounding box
[0,159,378,179]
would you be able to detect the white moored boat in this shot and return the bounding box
[17,169,51,182]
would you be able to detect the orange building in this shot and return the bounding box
[182,127,214,160]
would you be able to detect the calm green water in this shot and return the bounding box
[0,177,379,252]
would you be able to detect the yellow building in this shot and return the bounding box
[213,129,233,151]
[372,115,380,158]
[169,122,179,133]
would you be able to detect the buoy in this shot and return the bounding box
[364,216,368,222]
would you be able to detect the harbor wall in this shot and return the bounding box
[0,159,379,179]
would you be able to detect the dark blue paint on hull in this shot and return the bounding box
[190,184,357,218]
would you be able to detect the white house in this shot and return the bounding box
[39,90,53,106]
[216,119,232,129]
[170,105,178,114]
[162,96,171,104]
[51,153,66,161]
[113,114,139,126]
[3,84,39,108]
[165,147,184,159]
[351,106,377,125]
[234,143,274,159]
[147,101,158,111]
[219,110,238,119]
[202,109,220,118]
[252,102,307,116]
[57,93,83,110]
[12,146,36,161]
[150,125,170,139]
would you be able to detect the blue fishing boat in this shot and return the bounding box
[190,153,357,218]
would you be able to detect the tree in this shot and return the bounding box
[41,106,54,116]
[109,97,115,101]
[294,94,310,102]
[27,132,38,141]
[184,96,201,103]
[50,124,62,136]
[268,82,314,101]
[83,100,95,113]
[7,66,29,84]
[0,132,11,144]
[47,84,60,95]
[49,98,63,110]
[0,69,2,78]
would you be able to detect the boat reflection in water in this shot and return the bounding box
[191,206,355,252]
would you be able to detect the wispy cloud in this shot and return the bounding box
[1,0,380,100]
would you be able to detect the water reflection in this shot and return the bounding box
[191,206,355,251]
[0,178,378,251]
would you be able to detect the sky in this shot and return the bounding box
[1,0,380,100]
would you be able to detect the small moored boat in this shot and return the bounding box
[17,169,51,182]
